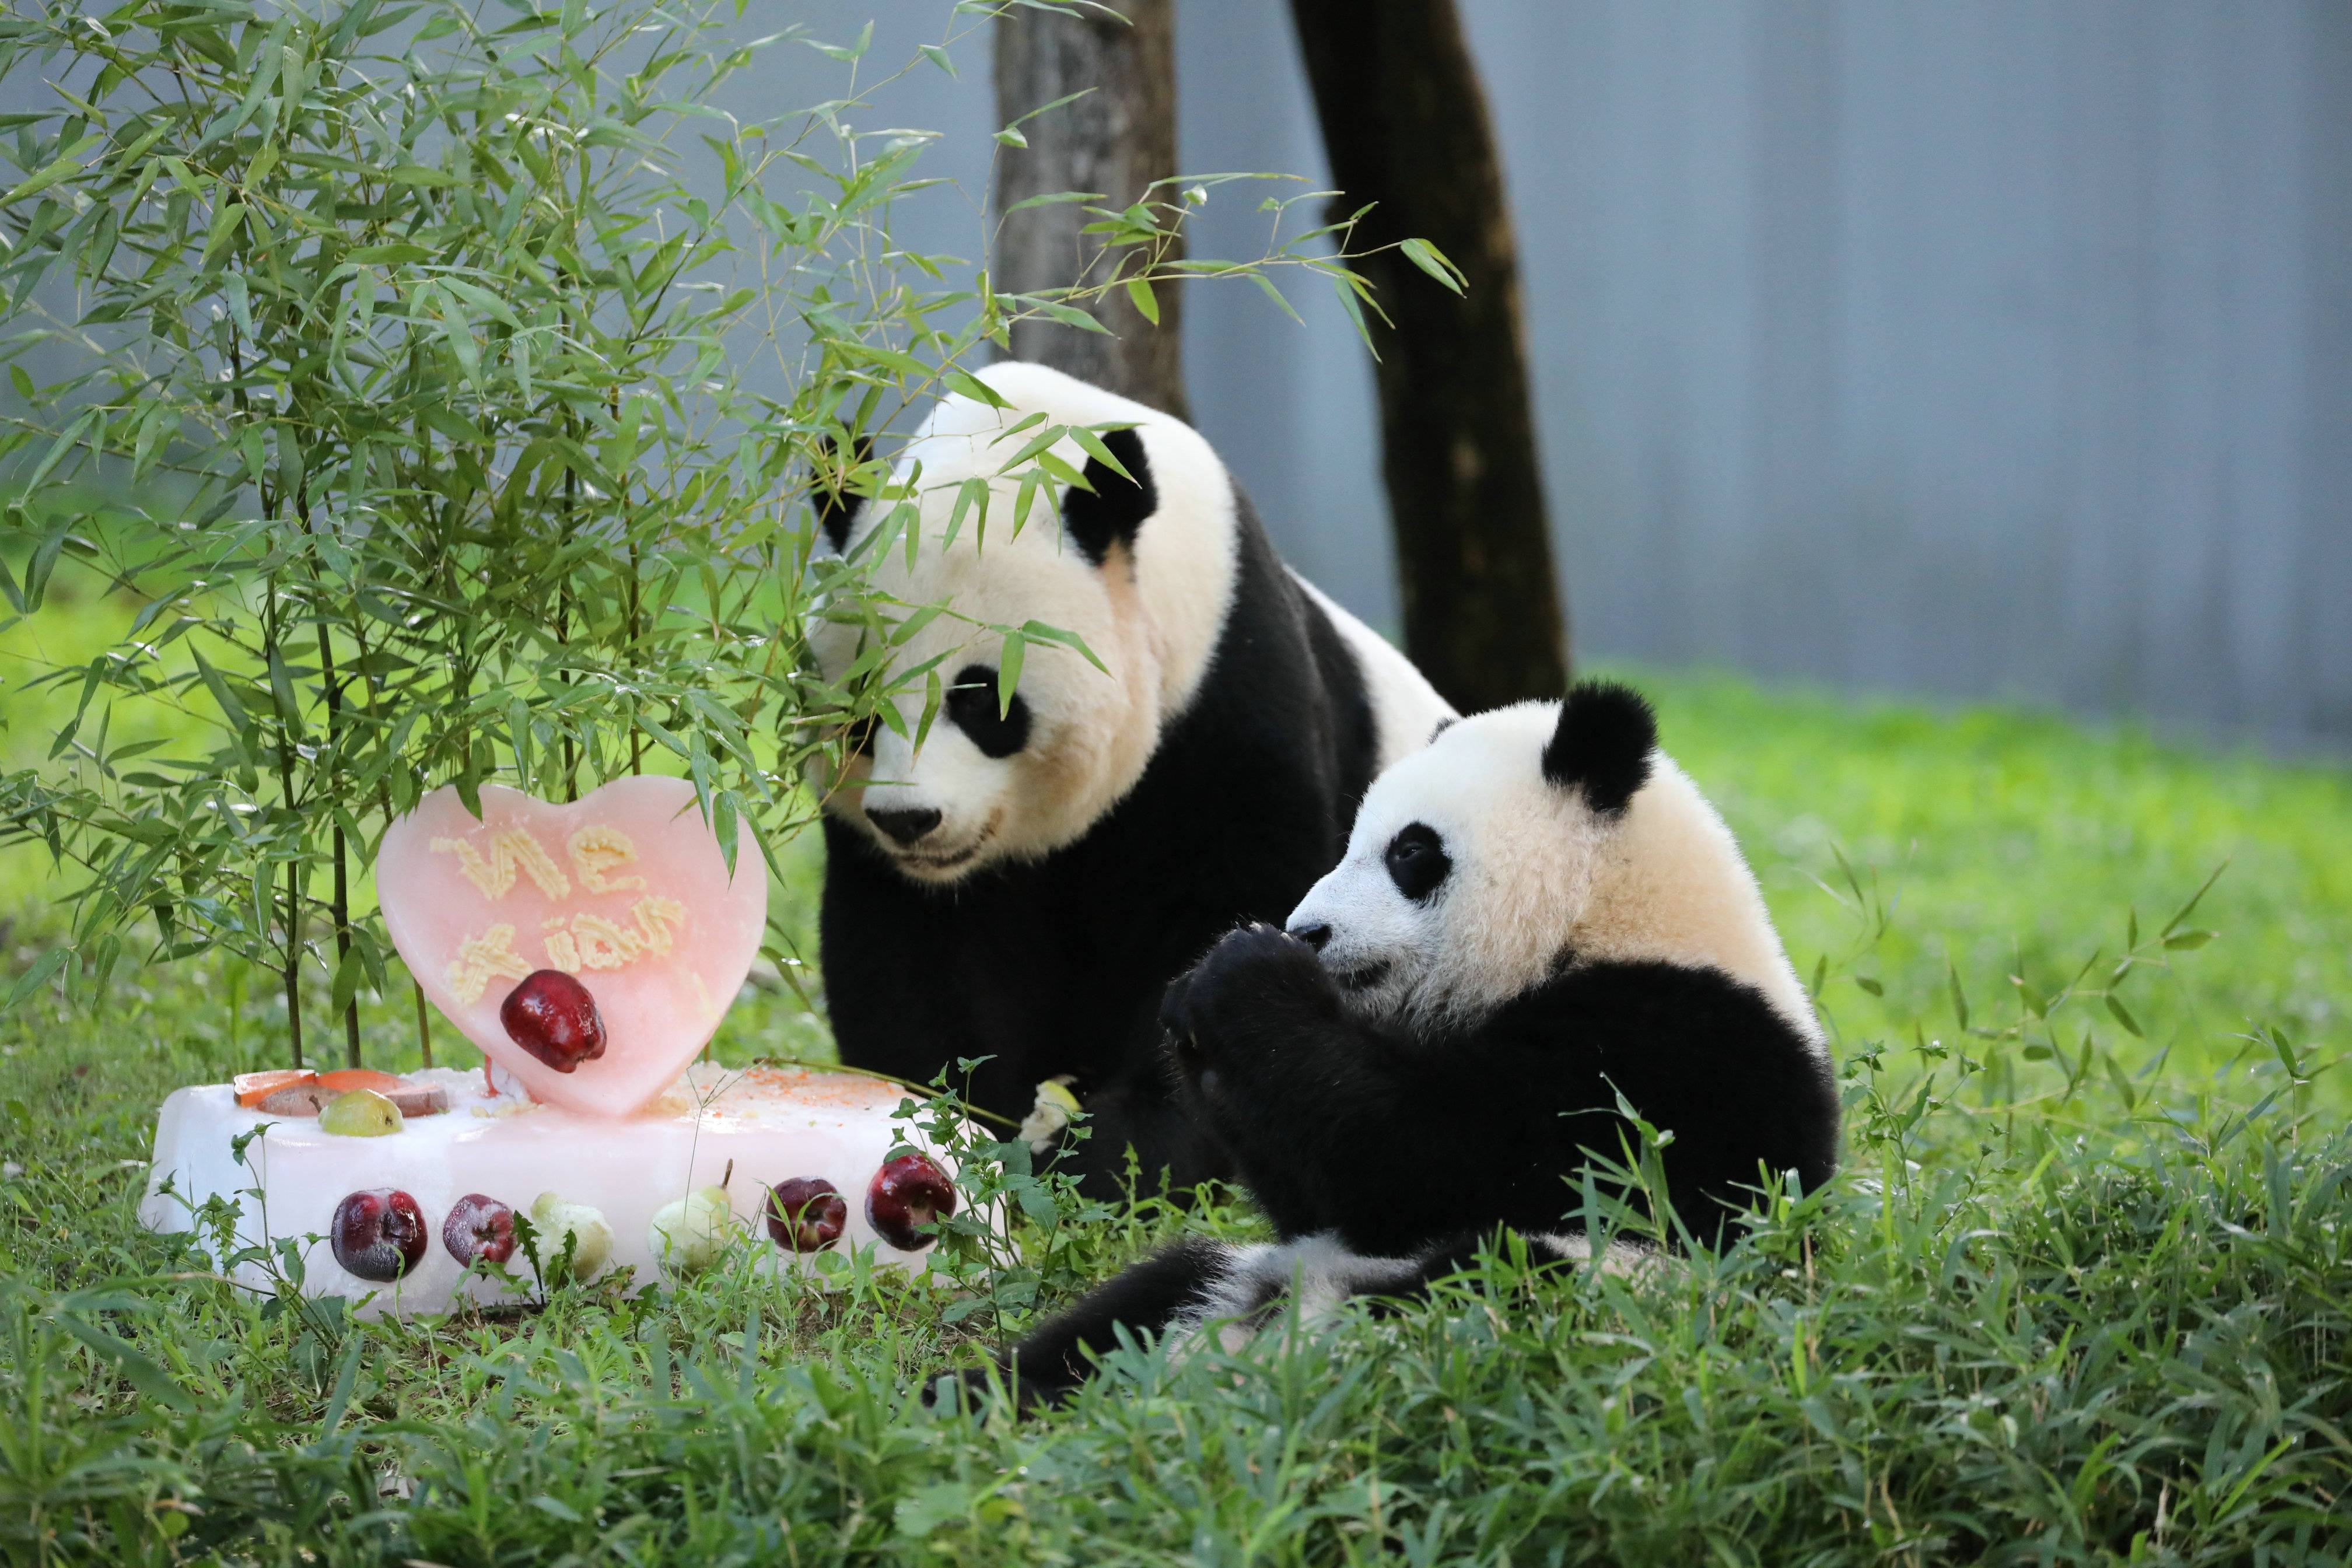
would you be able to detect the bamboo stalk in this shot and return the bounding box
[281,858,303,1071]
[309,512,362,1069]
[617,389,645,780]
[351,595,418,1070]
[412,977,434,1069]
[628,540,644,777]
[560,605,578,800]
[330,815,359,1069]
[240,327,305,1070]
[267,586,305,1072]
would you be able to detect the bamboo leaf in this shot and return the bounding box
[940,368,1006,408]
[996,633,1025,719]
[0,150,91,207]
[995,424,1068,475]
[267,646,304,743]
[1002,189,1101,215]
[2,948,68,1013]
[328,942,367,1016]
[713,789,740,876]
[189,648,251,735]
[1250,272,1304,325]
[22,527,68,612]
[1013,619,1107,674]
[1398,236,1467,295]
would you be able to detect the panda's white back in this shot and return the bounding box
[1289,572,1455,773]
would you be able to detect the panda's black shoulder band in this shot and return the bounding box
[1062,425,1156,565]
[815,432,876,553]
[1541,680,1656,815]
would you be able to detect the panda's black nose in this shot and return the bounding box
[866,806,942,846]
[1288,921,1333,951]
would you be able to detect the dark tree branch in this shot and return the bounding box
[992,0,1188,419]
[1289,0,1570,710]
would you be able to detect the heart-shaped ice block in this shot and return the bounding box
[378,777,766,1117]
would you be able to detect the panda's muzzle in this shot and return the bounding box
[897,842,982,872]
[866,806,942,846]
[869,806,1003,878]
[1331,960,1391,993]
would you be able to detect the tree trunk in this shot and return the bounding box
[992,0,1188,419]
[1289,0,1569,711]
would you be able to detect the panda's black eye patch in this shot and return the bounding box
[842,713,878,758]
[1384,822,1450,902]
[943,663,1031,758]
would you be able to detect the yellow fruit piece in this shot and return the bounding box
[318,1088,404,1138]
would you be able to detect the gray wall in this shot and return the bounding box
[1180,1,2352,751]
[30,3,2335,745]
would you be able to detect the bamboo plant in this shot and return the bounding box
[0,0,1423,1067]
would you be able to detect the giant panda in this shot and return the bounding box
[951,681,1840,1405]
[808,363,1454,1196]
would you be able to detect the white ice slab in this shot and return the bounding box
[141,1065,964,1315]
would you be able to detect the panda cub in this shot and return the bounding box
[960,681,1840,1404]
[811,363,1454,1197]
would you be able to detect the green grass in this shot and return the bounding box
[2,659,2349,1563]
[1657,673,2352,1100]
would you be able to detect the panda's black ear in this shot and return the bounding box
[1541,680,1656,815]
[815,433,876,554]
[1061,426,1156,565]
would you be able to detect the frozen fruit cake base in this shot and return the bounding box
[141,1063,963,1315]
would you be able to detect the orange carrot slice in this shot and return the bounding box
[316,1068,407,1094]
[233,1070,317,1108]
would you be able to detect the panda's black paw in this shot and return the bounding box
[922,1365,995,1414]
[1205,922,1335,1000]
[1161,924,1334,1087]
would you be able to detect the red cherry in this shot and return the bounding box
[766,1177,848,1252]
[499,970,607,1072]
[443,1193,516,1266]
[866,1153,955,1251]
[332,1188,428,1282]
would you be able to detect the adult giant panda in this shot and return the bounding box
[810,363,1453,1196]
[954,681,1840,1404]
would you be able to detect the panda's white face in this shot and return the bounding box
[1286,704,1616,1027]
[1286,685,1823,1045]
[812,572,1149,882]
[807,364,1237,883]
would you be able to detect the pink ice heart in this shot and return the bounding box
[377,777,767,1118]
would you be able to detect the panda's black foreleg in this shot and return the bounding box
[1051,1072,1234,1205]
[1158,926,1433,1236]
[1160,928,1615,1256]
[937,1237,1233,1409]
